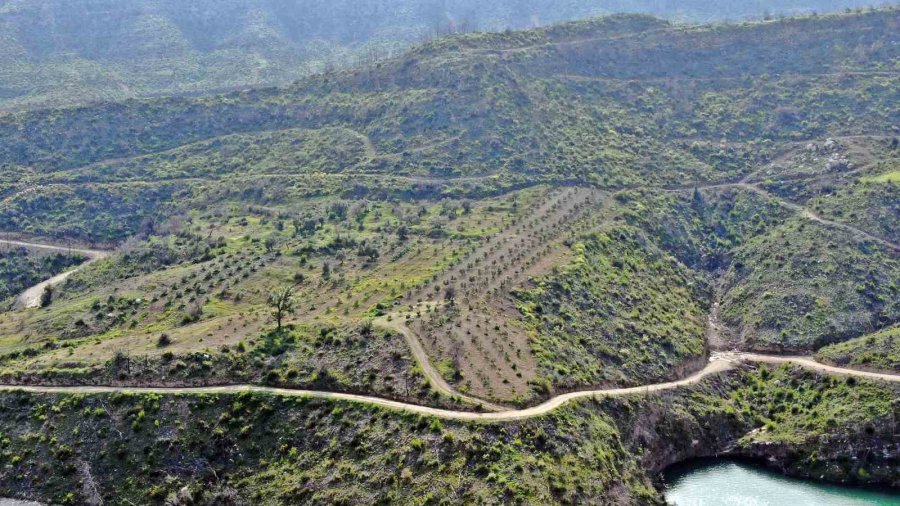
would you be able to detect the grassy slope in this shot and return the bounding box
[614,187,793,271]
[0,11,896,396]
[0,248,85,302]
[515,226,707,394]
[719,217,898,351]
[610,179,900,355]
[0,187,549,409]
[0,15,895,503]
[759,137,900,241]
[0,11,895,245]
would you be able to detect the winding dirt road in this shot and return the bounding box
[733,183,900,252]
[0,240,110,309]
[0,215,897,424]
[375,316,507,411]
[670,181,899,252]
[0,354,895,421]
[716,352,900,383]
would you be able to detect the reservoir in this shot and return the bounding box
[663,458,900,505]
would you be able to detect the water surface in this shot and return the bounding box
[663,458,900,506]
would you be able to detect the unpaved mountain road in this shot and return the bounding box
[715,352,900,383]
[375,316,508,412]
[0,354,895,422]
[732,183,900,252]
[1,198,897,422]
[676,182,899,252]
[0,240,110,309]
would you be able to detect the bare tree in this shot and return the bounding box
[267,286,296,330]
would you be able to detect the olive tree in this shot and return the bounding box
[267,286,296,330]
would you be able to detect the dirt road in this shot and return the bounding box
[0,354,894,422]
[375,315,507,411]
[715,351,900,383]
[0,240,110,309]
[733,183,900,252]
[0,235,896,423]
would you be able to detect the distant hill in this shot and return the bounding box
[0,0,891,111]
[2,10,896,179]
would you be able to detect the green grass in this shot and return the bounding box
[0,248,85,302]
[0,186,546,401]
[0,13,896,502]
[608,179,900,354]
[0,365,894,504]
[0,11,896,246]
[862,170,900,184]
[616,186,792,270]
[720,217,899,351]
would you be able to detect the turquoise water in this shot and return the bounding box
[663,459,900,506]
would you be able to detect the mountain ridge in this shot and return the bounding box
[0,0,893,111]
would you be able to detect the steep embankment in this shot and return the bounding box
[0,353,896,421]
[816,324,900,373]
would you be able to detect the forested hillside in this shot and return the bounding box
[0,0,889,110]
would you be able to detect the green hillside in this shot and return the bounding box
[0,247,85,302]
[0,9,895,395]
[2,11,896,178]
[816,324,900,371]
[0,9,897,504]
[0,366,894,504]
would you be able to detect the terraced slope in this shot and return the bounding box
[0,11,897,405]
[398,187,607,402]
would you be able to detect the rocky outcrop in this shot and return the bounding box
[605,367,900,492]
[735,428,900,487]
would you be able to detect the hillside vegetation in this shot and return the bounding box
[0,10,895,403]
[0,9,897,504]
[515,226,708,393]
[1,11,896,228]
[0,0,884,111]
[0,247,85,303]
[0,365,894,504]
[816,324,900,372]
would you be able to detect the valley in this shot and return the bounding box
[0,5,897,505]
